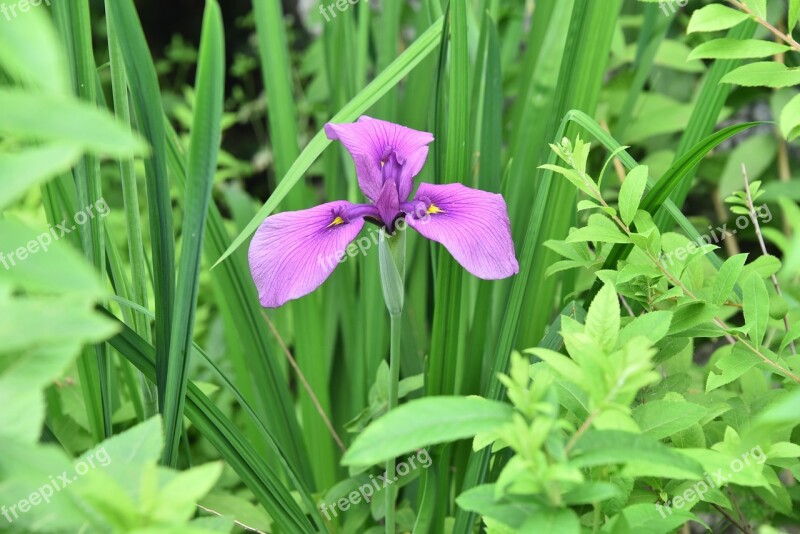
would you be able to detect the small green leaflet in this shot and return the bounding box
[743,273,769,347]
[712,253,748,305]
[687,4,750,33]
[741,254,781,279]
[688,39,790,61]
[743,0,767,19]
[585,283,620,353]
[780,93,800,141]
[619,165,648,226]
[618,311,673,346]
[566,214,630,244]
[722,62,800,88]
[706,343,761,391]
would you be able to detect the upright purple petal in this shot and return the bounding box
[405,183,519,280]
[325,116,434,202]
[249,201,366,308]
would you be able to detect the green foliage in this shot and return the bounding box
[2,1,800,533]
[686,0,800,142]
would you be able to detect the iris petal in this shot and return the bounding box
[405,183,519,280]
[374,179,401,229]
[325,116,434,202]
[248,201,366,308]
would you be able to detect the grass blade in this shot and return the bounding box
[105,0,176,415]
[106,317,322,533]
[454,1,622,529]
[52,0,111,441]
[105,2,157,417]
[161,0,226,467]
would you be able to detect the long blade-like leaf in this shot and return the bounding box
[105,0,176,413]
[161,0,225,467]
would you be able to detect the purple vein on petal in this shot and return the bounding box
[248,201,366,308]
[405,183,519,280]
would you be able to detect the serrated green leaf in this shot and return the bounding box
[607,503,698,534]
[152,462,224,523]
[526,348,585,386]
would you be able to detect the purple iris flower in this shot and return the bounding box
[249,116,519,308]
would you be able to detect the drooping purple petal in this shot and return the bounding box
[249,201,366,308]
[374,179,401,229]
[405,183,519,280]
[324,116,434,202]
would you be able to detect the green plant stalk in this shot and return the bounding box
[614,3,673,139]
[386,312,401,533]
[52,0,111,441]
[105,4,157,418]
[378,228,406,533]
[454,0,622,522]
[517,0,619,348]
[105,0,177,416]
[654,20,757,230]
[162,0,225,466]
[163,122,313,484]
[252,0,306,210]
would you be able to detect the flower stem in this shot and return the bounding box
[385,312,401,534]
[377,228,406,534]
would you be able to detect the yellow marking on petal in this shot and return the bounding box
[427,204,443,214]
[327,216,345,228]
